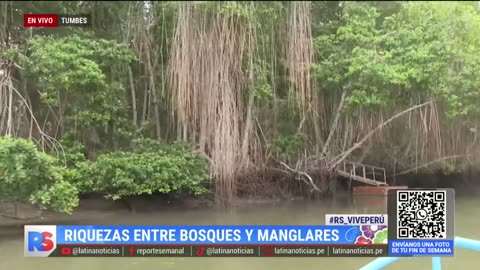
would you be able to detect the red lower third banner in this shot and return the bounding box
[46,245,388,257]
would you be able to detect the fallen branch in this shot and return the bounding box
[276,160,322,193]
[394,155,466,176]
[330,101,433,169]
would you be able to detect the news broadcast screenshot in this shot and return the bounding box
[1,1,480,270]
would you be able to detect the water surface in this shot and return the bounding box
[0,195,478,270]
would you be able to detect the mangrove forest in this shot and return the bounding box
[1,1,480,214]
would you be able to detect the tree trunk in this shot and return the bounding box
[128,66,137,129]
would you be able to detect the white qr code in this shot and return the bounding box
[397,190,447,239]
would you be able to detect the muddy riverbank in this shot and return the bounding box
[2,172,479,227]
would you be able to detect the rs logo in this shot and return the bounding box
[28,231,54,251]
[24,225,56,257]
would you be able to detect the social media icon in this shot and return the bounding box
[196,247,205,257]
[263,246,274,257]
[61,247,71,255]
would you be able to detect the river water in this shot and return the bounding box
[0,195,479,270]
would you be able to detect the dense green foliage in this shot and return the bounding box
[0,137,209,213]
[76,140,209,200]
[0,137,79,213]
[314,2,480,116]
[25,34,137,148]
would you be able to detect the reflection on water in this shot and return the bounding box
[0,195,479,270]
